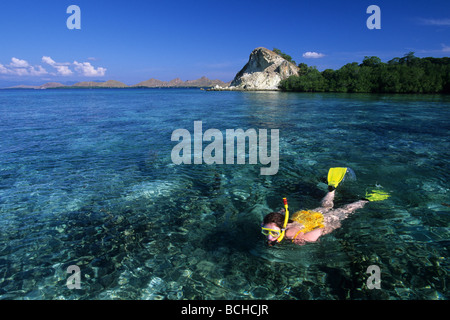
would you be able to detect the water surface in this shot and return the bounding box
[0,89,448,299]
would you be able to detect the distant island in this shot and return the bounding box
[279,52,450,94]
[6,76,230,90]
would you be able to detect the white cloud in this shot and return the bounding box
[420,18,450,26]
[417,43,450,55]
[29,65,48,76]
[58,65,74,76]
[0,57,48,76]
[42,56,73,76]
[0,56,107,78]
[73,61,107,77]
[441,44,450,52]
[0,64,8,74]
[302,52,325,59]
[42,56,56,65]
[10,57,29,68]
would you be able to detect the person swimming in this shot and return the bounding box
[261,168,390,246]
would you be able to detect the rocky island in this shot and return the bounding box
[211,47,300,91]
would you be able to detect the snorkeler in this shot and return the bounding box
[261,168,390,246]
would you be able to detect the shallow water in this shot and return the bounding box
[0,89,448,300]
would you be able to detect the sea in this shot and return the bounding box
[0,88,448,300]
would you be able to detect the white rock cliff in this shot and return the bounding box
[226,47,300,90]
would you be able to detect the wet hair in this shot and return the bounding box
[262,212,286,229]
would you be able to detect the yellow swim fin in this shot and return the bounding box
[327,167,348,189]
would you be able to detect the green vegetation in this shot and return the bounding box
[279,52,450,94]
[273,48,296,65]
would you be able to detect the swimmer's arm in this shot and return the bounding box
[303,228,323,242]
[292,228,323,245]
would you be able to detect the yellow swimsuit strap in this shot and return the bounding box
[292,229,303,242]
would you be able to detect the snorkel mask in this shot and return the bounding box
[261,227,282,238]
[261,198,290,243]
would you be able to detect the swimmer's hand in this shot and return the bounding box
[364,189,390,202]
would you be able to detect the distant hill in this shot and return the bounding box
[6,82,65,89]
[133,78,167,87]
[72,80,128,88]
[133,76,229,88]
[4,76,231,89]
[40,82,66,89]
[6,85,41,89]
[185,76,229,87]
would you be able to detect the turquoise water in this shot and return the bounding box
[0,89,448,300]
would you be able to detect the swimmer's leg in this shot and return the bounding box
[312,190,335,214]
[340,199,369,213]
[322,200,369,235]
[319,190,336,210]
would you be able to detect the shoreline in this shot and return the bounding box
[206,87,280,92]
[2,87,449,95]
[0,86,218,90]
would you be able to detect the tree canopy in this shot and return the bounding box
[273,48,296,65]
[279,52,450,94]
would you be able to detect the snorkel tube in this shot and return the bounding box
[277,197,290,242]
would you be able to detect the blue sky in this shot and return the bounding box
[0,0,449,86]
